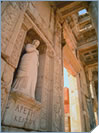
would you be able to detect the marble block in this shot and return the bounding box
[3,91,42,131]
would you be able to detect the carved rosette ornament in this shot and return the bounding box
[46,47,54,58]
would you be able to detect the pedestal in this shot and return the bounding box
[2,91,42,131]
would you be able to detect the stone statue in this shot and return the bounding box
[12,40,40,99]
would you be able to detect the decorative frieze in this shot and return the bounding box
[6,25,27,68]
[1,62,14,121]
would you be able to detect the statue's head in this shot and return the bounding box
[25,40,40,53]
[32,40,40,48]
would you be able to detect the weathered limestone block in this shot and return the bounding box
[23,13,33,31]
[39,54,50,131]
[36,54,46,102]
[52,59,64,132]
[28,2,54,45]
[83,110,90,131]
[1,2,9,15]
[6,25,27,68]
[1,63,14,120]
[38,52,54,131]
[3,91,41,131]
[55,22,62,45]
[32,1,51,27]
[51,28,64,131]
[1,82,9,121]
[86,99,96,130]
[54,20,62,59]
[1,2,28,60]
[1,2,22,56]
[80,69,89,97]
[1,58,6,78]
[1,62,14,93]
[40,110,48,131]
[2,126,27,132]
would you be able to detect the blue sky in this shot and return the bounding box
[64,68,69,88]
[78,9,87,15]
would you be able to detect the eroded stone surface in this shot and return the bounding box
[1,62,14,121]
[1,58,6,78]
[3,91,41,130]
[1,1,97,132]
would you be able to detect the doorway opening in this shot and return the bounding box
[64,67,82,132]
[64,67,70,132]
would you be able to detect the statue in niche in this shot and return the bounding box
[12,40,40,99]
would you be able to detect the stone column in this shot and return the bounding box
[94,111,98,125]
[88,69,97,101]
[88,69,98,115]
[87,68,96,129]
[51,12,64,132]
[88,1,98,34]
[68,74,82,132]
[39,48,54,131]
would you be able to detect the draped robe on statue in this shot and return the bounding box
[12,44,39,99]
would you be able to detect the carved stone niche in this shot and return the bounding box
[2,28,47,131]
[10,28,47,101]
[23,28,47,102]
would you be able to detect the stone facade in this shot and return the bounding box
[1,1,64,132]
[1,1,98,132]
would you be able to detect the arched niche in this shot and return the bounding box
[12,28,47,102]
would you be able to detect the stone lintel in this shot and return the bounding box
[63,22,77,50]
[63,44,82,76]
[61,2,89,18]
[25,11,55,55]
[77,40,97,52]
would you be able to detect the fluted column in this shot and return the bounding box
[68,74,82,132]
[88,1,98,34]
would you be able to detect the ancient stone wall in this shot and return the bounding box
[1,1,64,132]
[1,2,28,122]
[77,68,91,131]
[51,13,64,132]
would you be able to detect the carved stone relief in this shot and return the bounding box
[52,58,64,131]
[6,25,27,68]
[1,2,28,59]
[1,58,6,78]
[38,52,54,131]
[1,62,14,121]
[39,55,50,131]
[1,3,21,54]
[3,92,41,130]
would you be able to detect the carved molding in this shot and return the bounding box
[6,25,27,68]
[46,47,54,58]
[63,44,82,76]
[2,11,26,59]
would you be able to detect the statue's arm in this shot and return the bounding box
[26,46,37,53]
